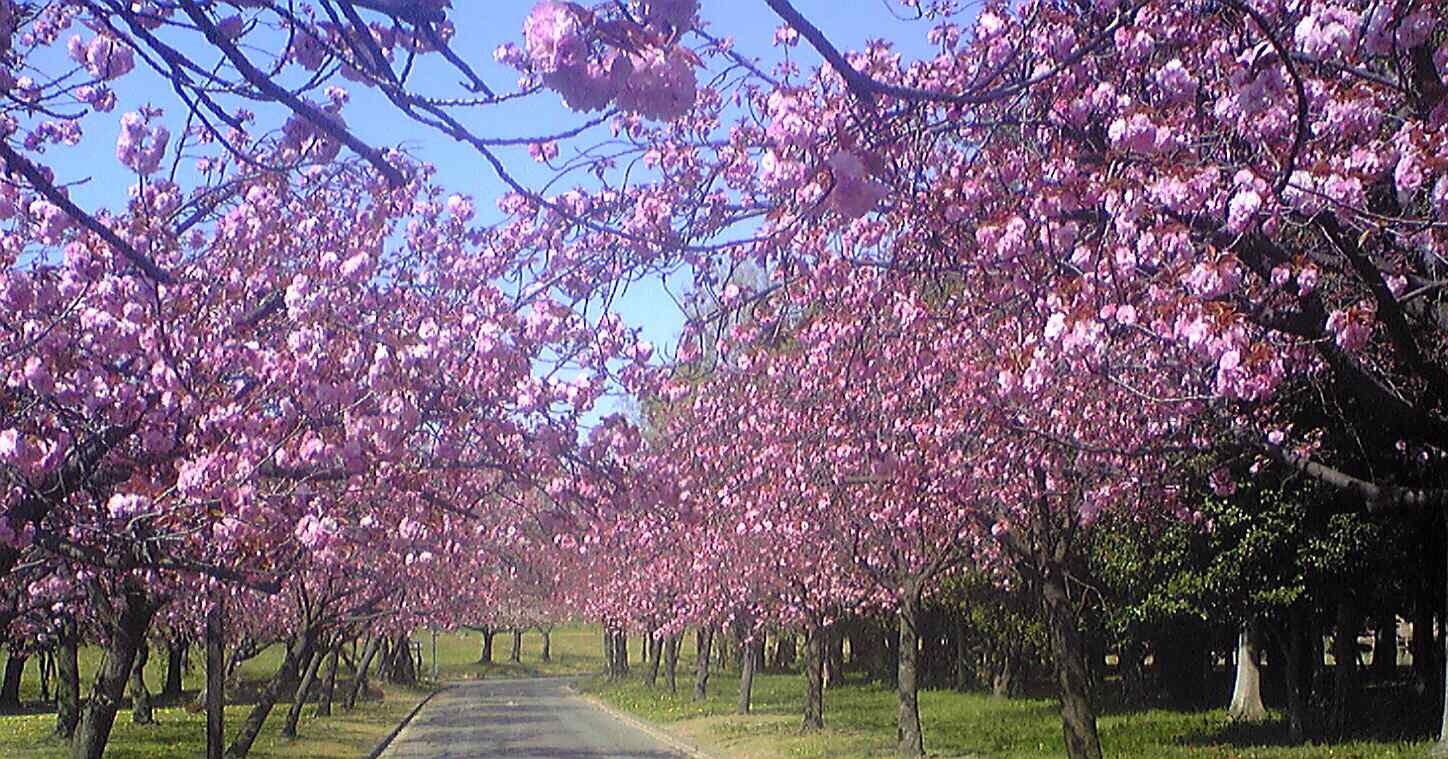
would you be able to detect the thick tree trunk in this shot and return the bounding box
[478,629,495,664]
[694,626,714,700]
[70,587,159,759]
[1041,561,1103,759]
[1228,621,1268,722]
[773,632,796,671]
[736,638,758,715]
[129,642,155,724]
[825,625,845,688]
[206,602,224,759]
[282,643,325,738]
[163,640,186,700]
[541,629,552,662]
[953,624,971,692]
[0,652,25,710]
[344,634,381,710]
[896,596,925,758]
[664,634,680,694]
[227,628,314,758]
[646,636,663,688]
[1415,597,1438,696]
[509,630,522,663]
[1272,610,1309,744]
[55,621,81,739]
[1371,612,1398,681]
[615,630,629,675]
[803,622,825,731]
[1330,598,1358,736]
[316,644,339,717]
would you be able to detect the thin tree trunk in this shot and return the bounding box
[1228,621,1268,722]
[646,636,663,688]
[1330,598,1357,736]
[694,626,713,700]
[0,652,24,709]
[316,644,339,717]
[70,586,159,759]
[897,595,925,758]
[206,602,224,759]
[1041,560,1103,759]
[227,628,314,758]
[803,622,825,731]
[478,629,495,664]
[345,635,381,710]
[55,620,81,739]
[162,640,186,701]
[1429,526,1448,756]
[664,634,680,694]
[129,642,154,724]
[39,651,51,702]
[509,630,522,663]
[540,629,552,662]
[282,643,325,737]
[615,630,629,675]
[1372,612,1397,681]
[737,637,758,715]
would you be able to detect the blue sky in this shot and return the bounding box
[45,1,948,418]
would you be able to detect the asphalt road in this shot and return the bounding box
[379,677,688,759]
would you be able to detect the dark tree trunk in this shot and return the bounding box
[282,643,326,738]
[509,630,522,663]
[206,602,224,759]
[825,625,845,688]
[316,644,339,717]
[664,634,680,694]
[753,633,767,674]
[803,622,825,731]
[1371,612,1397,681]
[227,628,315,759]
[736,637,758,715]
[1415,594,1439,696]
[1041,560,1103,759]
[39,650,51,703]
[773,632,796,671]
[1430,524,1448,756]
[992,645,1018,699]
[1329,598,1358,736]
[603,629,617,678]
[646,636,663,688]
[1271,610,1310,744]
[478,629,495,664]
[129,642,154,724]
[70,586,159,759]
[344,634,381,710]
[0,652,25,710]
[615,630,629,675]
[896,595,925,758]
[55,621,81,739]
[953,624,971,692]
[694,626,714,700]
[163,640,186,700]
[541,629,552,662]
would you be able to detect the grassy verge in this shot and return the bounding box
[583,670,1431,759]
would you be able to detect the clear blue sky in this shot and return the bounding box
[49,1,948,418]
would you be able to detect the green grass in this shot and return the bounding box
[584,666,1433,759]
[411,623,607,681]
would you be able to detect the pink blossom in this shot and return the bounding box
[115,111,169,175]
[106,492,149,519]
[522,1,588,74]
[1432,175,1448,220]
[615,48,697,121]
[82,35,134,80]
[1153,58,1197,103]
[824,151,886,219]
[1226,189,1262,233]
[1294,6,1358,59]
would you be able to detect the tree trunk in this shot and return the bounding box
[1330,598,1357,736]
[55,621,81,739]
[227,628,314,758]
[344,634,381,710]
[803,622,825,731]
[478,629,495,664]
[1415,594,1438,696]
[825,625,845,688]
[615,630,629,675]
[694,626,713,700]
[646,636,663,688]
[953,624,971,692]
[992,645,1018,699]
[774,632,796,671]
[206,602,224,759]
[129,642,155,724]
[509,630,522,663]
[896,595,925,758]
[163,640,186,700]
[0,652,25,710]
[1371,612,1397,681]
[541,629,552,663]
[737,637,758,715]
[1271,610,1309,744]
[70,586,159,759]
[316,644,339,717]
[1041,560,1103,759]
[281,643,325,738]
[664,634,680,694]
[1429,525,1448,756]
[1228,621,1268,722]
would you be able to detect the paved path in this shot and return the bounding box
[379,678,687,759]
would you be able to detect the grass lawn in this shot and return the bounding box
[0,623,607,759]
[584,667,1433,759]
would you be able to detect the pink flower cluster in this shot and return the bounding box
[67,34,134,80]
[115,111,169,175]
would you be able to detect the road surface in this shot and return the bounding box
[379,677,688,759]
